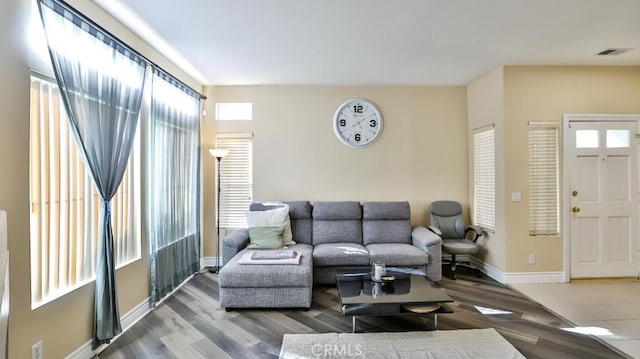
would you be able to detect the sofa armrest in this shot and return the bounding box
[222,228,249,265]
[411,226,442,281]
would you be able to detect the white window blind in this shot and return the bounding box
[215,133,253,229]
[528,123,559,235]
[473,125,496,232]
[29,75,141,307]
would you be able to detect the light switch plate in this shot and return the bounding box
[511,192,521,202]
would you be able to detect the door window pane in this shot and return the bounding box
[576,130,599,148]
[606,129,630,148]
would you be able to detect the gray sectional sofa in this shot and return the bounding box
[218,201,442,309]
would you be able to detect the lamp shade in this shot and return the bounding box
[209,148,229,159]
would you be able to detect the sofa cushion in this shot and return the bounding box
[219,243,313,288]
[246,226,286,249]
[313,243,370,266]
[362,202,411,245]
[313,201,362,220]
[313,201,362,245]
[363,201,410,220]
[366,243,429,266]
[248,203,294,245]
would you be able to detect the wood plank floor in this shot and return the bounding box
[99,269,630,358]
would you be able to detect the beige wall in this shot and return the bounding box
[503,66,640,272]
[4,2,639,358]
[201,85,470,252]
[467,68,506,271]
[1,0,202,357]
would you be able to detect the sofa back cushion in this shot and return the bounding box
[312,201,362,245]
[285,201,313,245]
[362,201,411,245]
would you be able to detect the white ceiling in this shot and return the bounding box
[92,0,640,86]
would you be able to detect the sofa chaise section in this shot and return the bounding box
[218,243,313,309]
[218,201,314,309]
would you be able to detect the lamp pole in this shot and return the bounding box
[209,149,228,273]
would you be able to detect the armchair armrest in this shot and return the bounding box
[222,228,249,265]
[427,225,442,237]
[464,225,483,242]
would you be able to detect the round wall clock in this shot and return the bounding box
[333,98,383,148]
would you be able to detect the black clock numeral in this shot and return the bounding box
[353,105,363,114]
[354,133,361,142]
[370,120,377,127]
[339,119,346,126]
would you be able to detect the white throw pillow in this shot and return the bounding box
[245,205,295,245]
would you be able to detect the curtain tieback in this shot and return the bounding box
[102,198,111,217]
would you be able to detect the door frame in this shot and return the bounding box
[562,113,640,282]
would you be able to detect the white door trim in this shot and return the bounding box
[562,113,640,282]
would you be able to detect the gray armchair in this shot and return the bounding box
[428,201,483,279]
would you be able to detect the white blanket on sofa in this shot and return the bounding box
[238,251,302,265]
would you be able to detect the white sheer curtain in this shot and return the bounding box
[150,70,201,306]
[38,0,146,348]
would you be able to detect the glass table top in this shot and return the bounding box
[336,268,453,306]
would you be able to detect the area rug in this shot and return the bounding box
[279,328,525,359]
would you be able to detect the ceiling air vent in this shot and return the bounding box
[596,48,632,56]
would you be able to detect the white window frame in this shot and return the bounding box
[473,124,496,232]
[29,74,141,308]
[215,133,253,229]
[528,122,560,236]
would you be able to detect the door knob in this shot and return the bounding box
[572,206,581,213]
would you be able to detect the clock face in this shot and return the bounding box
[333,99,383,147]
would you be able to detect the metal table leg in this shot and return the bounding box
[352,316,356,333]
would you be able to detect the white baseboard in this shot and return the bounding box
[65,297,152,359]
[200,256,220,269]
[503,271,565,284]
[470,257,565,284]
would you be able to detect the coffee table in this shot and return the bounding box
[336,268,453,333]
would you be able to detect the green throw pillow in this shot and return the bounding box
[247,226,285,249]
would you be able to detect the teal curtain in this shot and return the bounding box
[38,0,146,348]
[150,69,201,306]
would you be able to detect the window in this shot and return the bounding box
[29,75,141,307]
[576,129,599,148]
[149,70,201,304]
[215,133,253,229]
[528,123,559,236]
[473,125,495,232]
[215,103,253,121]
[606,129,630,148]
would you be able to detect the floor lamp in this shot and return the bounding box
[209,148,229,273]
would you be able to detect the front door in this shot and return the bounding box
[567,119,639,278]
